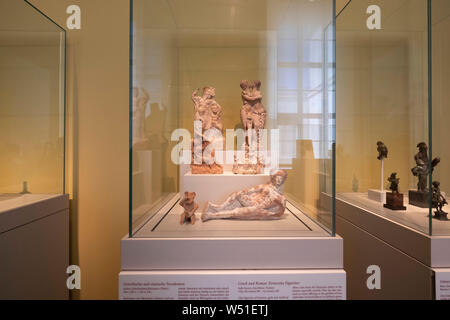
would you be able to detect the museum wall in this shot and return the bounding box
[336,0,429,194]
[432,0,450,196]
[28,0,129,300]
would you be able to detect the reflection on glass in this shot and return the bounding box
[335,0,450,235]
[0,0,65,198]
[431,0,450,235]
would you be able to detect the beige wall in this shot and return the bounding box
[29,0,129,299]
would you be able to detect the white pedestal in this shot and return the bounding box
[0,194,69,299]
[121,193,345,299]
[368,189,386,204]
[182,171,271,208]
[336,193,450,299]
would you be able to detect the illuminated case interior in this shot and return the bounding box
[336,0,450,237]
[129,0,337,244]
[0,0,66,211]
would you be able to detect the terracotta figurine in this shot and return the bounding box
[179,192,199,225]
[202,169,287,222]
[233,80,267,175]
[191,87,223,174]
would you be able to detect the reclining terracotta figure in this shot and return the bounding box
[202,169,287,222]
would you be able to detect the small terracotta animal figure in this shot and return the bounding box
[179,192,199,225]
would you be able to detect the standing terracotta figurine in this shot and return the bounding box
[202,169,287,222]
[191,87,223,174]
[180,192,199,225]
[233,80,267,174]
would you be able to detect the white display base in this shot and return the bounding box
[123,194,343,270]
[337,192,450,267]
[182,171,271,208]
[0,194,68,233]
[434,268,450,300]
[119,270,346,300]
[368,189,386,204]
[0,194,69,299]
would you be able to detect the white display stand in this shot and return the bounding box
[368,189,387,204]
[179,153,271,207]
[368,159,387,204]
[182,171,270,208]
[120,190,345,299]
[121,155,345,300]
[337,193,450,299]
[0,194,69,299]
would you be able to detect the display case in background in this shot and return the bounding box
[336,0,450,299]
[0,0,68,300]
[120,0,345,300]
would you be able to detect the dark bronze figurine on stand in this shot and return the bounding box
[384,173,406,211]
[432,181,448,221]
[409,142,440,208]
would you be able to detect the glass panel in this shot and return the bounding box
[131,0,335,237]
[0,0,65,199]
[336,0,432,235]
[431,0,450,235]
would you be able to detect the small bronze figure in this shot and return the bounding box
[387,173,399,194]
[409,142,441,208]
[411,142,440,193]
[377,141,388,161]
[384,173,406,211]
[432,181,448,221]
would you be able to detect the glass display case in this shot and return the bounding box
[0,0,68,300]
[0,0,66,206]
[122,0,344,300]
[336,0,450,237]
[129,0,337,240]
[336,0,450,300]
